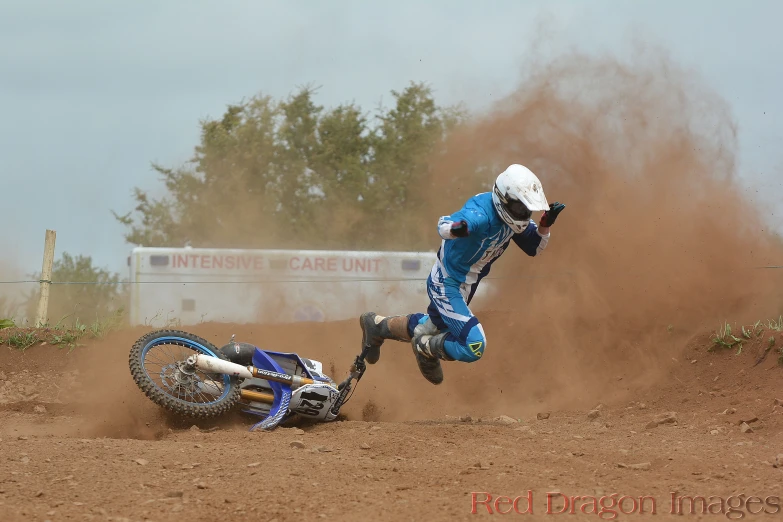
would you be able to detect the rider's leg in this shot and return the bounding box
[410,271,486,384]
[360,312,413,364]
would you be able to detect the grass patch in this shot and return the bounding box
[0,309,126,352]
[0,318,16,330]
[710,320,758,354]
[710,316,783,365]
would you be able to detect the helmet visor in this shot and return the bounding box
[505,196,532,222]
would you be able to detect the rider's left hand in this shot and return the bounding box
[539,202,565,227]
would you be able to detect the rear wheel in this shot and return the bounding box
[129,329,242,418]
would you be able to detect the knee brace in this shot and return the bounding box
[443,323,486,362]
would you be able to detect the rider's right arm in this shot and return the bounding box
[437,207,488,240]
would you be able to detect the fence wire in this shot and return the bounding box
[0,265,781,286]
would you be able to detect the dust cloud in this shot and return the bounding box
[0,260,30,322]
[370,45,783,419]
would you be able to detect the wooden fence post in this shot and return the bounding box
[35,229,57,327]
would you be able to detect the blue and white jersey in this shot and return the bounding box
[434,192,549,290]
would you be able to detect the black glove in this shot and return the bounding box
[451,220,469,237]
[539,202,565,227]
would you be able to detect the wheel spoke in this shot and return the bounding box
[129,331,241,420]
[139,339,231,406]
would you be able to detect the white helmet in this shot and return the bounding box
[491,164,549,233]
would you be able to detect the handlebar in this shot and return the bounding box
[329,346,369,415]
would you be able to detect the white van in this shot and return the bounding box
[127,246,439,327]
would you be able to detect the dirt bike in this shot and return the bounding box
[128,329,368,431]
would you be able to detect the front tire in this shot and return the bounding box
[129,329,242,419]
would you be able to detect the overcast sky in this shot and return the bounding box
[1,0,781,280]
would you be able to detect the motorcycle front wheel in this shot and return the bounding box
[129,329,242,418]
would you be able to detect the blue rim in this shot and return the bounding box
[140,335,232,405]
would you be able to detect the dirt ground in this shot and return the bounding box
[0,314,781,522]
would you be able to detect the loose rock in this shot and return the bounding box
[290,441,305,449]
[537,412,550,420]
[740,423,753,434]
[587,410,601,420]
[646,412,677,429]
[494,415,518,425]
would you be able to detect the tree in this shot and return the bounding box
[23,253,126,325]
[363,83,464,248]
[113,82,466,251]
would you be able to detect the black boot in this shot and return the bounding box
[410,321,453,385]
[360,312,412,364]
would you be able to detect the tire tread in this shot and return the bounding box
[129,329,242,419]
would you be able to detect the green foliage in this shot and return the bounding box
[0,310,125,351]
[710,317,783,364]
[0,318,15,329]
[710,321,745,353]
[113,82,467,251]
[21,253,127,326]
[710,320,765,355]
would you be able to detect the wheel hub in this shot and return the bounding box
[160,362,202,398]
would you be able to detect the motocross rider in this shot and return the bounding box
[359,164,565,385]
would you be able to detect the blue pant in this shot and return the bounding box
[406,263,486,362]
